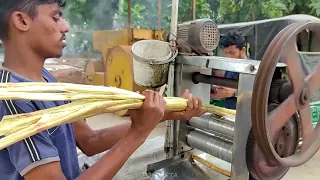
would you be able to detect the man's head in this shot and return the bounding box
[220,30,246,59]
[0,0,69,58]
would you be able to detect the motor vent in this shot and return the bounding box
[177,18,220,54]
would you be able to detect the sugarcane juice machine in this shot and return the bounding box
[132,15,320,179]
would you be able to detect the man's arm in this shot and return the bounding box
[73,120,132,156]
[213,87,237,99]
[74,89,206,156]
[73,111,172,156]
[25,90,166,180]
[25,129,146,180]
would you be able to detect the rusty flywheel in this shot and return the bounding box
[251,20,320,175]
[247,103,299,180]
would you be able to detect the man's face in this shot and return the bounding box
[25,3,69,58]
[223,45,245,59]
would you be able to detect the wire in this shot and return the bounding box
[168,31,206,56]
[179,147,195,155]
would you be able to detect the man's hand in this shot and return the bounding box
[128,90,166,138]
[165,89,206,121]
[215,87,236,99]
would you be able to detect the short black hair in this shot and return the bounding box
[220,30,246,50]
[0,0,66,39]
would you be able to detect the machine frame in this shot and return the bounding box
[78,1,320,179]
[147,55,286,179]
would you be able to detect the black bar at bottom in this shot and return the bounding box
[192,72,238,89]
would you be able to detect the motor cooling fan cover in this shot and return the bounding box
[177,19,220,54]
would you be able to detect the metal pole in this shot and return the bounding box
[192,0,196,20]
[127,0,132,45]
[168,0,179,47]
[158,0,162,40]
[165,0,179,158]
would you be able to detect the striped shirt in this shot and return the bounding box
[0,67,80,180]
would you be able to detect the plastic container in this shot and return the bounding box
[131,40,177,88]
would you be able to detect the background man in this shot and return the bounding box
[0,1,205,180]
[211,30,248,110]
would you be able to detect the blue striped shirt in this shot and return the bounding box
[0,68,80,180]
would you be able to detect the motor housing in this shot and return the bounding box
[177,18,220,54]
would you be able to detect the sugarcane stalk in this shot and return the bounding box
[202,104,236,115]
[0,101,145,150]
[0,82,144,97]
[0,92,145,101]
[0,99,139,136]
[0,100,89,123]
[0,98,232,137]
[191,154,231,177]
[0,82,237,150]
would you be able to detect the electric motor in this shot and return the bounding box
[177,18,220,54]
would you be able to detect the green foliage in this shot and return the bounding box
[62,0,320,55]
[63,0,120,54]
[218,0,320,24]
[114,0,213,30]
[114,1,154,29]
[64,0,119,30]
[64,0,320,30]
[310,0,320,16]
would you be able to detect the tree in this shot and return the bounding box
[61,0,320,55]
[217,0,320,24]
[114,0,213,30]
[64,0,120,30]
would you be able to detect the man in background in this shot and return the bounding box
[211,30,248,110]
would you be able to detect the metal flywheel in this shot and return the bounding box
[250,21,320,179]
[247,103,299,180]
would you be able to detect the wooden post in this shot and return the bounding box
[192,0,196,20]
[169,0,179,47]
[158,0,162,40]
[127,0,132,45]
[165,0,179,158]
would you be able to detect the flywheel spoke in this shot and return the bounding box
[298,62,320,151]
[267,95,297,137]
[306,62,320,95]
[299,106,314,152]
[282,38,305,93]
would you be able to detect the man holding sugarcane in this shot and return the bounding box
[0,1,206,180]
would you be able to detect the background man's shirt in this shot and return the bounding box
[224,71,239,110]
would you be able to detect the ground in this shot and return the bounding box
[45,58,88,84]
[0,56,88,84]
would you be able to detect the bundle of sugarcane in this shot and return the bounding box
[0,82,236,150]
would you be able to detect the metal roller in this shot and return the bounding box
[188,113,234,140]
[220,115,236,123]
[187,129,233,163]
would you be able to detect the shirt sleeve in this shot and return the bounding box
[233,72,240,80]
[0,100,60,176]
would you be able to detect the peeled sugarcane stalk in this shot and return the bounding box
[203,104,236,117]
[0,82,236,150]
[0,98,189,137]
[191,154,231,177]
[0,82,144,98]
[0,100,144,150]
[0,100,135,136]
[206,105,236,115]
